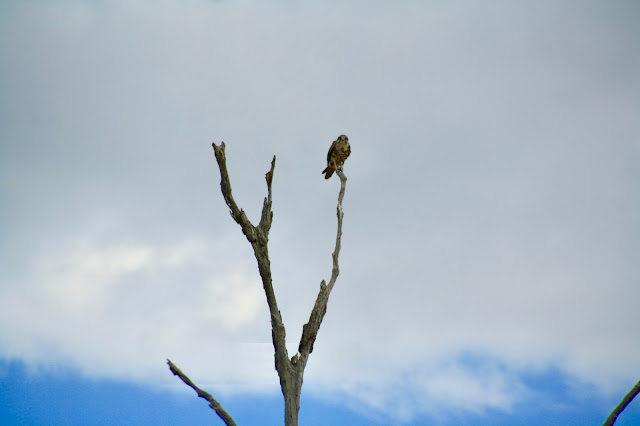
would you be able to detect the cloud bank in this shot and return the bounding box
[1,0,638,422]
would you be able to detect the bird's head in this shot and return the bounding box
[337,135,348,142]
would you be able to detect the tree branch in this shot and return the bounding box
[167,359,237,426]
[258,155,276,233]
[211,142,257,242]
[298,168,347,356]
[603,379,640,426]
[211,142,296,422]
[173,142,347,425]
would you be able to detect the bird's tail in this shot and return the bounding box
[322,166,334,179]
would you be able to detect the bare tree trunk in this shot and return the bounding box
[167,142,348,426]
[170,141,640,426]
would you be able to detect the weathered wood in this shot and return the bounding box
[169,142,348,426]
[167,359,237,426]
[603,379,640,426]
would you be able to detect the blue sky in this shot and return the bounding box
[1,360,638,425]
[1,0,639,425]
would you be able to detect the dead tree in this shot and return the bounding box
[167,142,348,426]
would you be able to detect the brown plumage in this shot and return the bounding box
[322,135,351,179]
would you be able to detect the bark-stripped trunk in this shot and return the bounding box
[168,142,347,426]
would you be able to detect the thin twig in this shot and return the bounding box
[298,168,347,356]
[603,379,640,426]
[328,168,347,292]
[167,359,237,426]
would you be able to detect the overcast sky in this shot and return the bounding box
[1,1,639,424]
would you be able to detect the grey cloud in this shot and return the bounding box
[1,0,638,422]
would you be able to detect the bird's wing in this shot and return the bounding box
[326,139,338,164]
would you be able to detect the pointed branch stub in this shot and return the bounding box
[167,359,237,426]
[212,142,257,241]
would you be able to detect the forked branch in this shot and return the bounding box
[210,142,288,371]
[169,142,348,426]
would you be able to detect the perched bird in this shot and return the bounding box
[322,135,351,179]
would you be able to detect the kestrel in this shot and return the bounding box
[322,135,351,179]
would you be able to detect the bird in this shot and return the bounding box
[322,135,351,179]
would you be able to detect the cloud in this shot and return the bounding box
[307,354,529,424]
[1,0,639,423]
[0,236,273,387]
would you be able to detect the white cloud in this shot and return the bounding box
[306,355,529,423]
[0,236,273,387]
[40,241,153,311]
[0,0,638,423]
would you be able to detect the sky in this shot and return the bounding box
[0,1,639,425]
